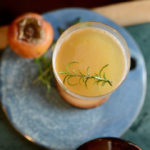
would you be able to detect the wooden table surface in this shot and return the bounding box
[0,0,150,50]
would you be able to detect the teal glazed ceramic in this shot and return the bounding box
[0,8,146,150]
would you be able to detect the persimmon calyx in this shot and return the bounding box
[18,18,44,44]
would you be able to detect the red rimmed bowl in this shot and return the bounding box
[77,137,142,150]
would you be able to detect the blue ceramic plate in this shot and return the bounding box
[0,8,146,150]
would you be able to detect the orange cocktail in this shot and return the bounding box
[53,22,130,108]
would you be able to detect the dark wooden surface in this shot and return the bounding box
[0,0,129,25]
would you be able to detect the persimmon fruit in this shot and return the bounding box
[8,13,54,58]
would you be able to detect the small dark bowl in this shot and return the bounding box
[77,137,142,150]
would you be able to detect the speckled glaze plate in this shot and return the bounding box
[0,8,146,150]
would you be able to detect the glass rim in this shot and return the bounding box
[52,21,130,100]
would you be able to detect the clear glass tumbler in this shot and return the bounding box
[52,21,130,109]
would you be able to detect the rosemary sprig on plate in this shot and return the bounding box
[59,61,112,87]
[33,53,54,91]
[33,17,82,91]
[58,17,82,34]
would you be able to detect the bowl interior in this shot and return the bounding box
[77,137,142,150]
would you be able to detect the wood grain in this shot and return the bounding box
[93,0,150,26]
[0,0,150,50]
[0,26,8,49]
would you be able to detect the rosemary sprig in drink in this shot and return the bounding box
[59,61,112,87]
